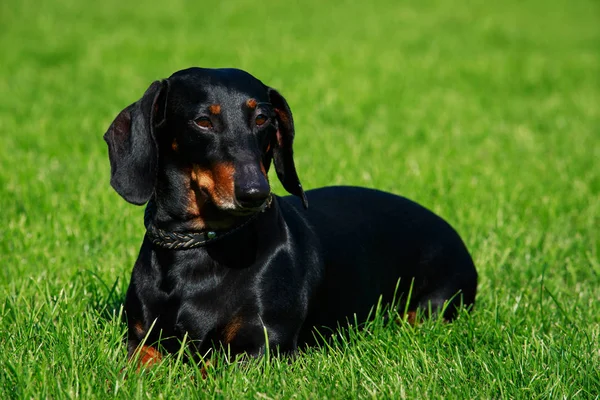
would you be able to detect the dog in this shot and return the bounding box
[104,67,477,367]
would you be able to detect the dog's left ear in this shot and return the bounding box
[103,80,168,205]
[267,87,308,209]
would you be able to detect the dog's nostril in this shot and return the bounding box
[236,187,269,208]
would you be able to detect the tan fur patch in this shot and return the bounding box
[276,131,284,147]
[404,311,418,325]
[171,138,178,151]
[246,98,257,109]
[209,104,221,114]
[135,345,162,369]
[133,321,144,337]
[187,163,237,229]
[274,108,289,124]
[201,360,213,379]
[190,163,235,207]
[223,315,243,344]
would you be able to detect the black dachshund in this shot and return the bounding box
[104,67,477,367]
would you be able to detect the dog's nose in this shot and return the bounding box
[235,184,270,208]
[234,162,271,209]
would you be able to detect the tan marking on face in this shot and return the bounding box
[246,98,257,109]
[209,104,221,114]
[188,163,236,226]
[186,173,202,225]
[223,315,243,344]
[134,345,162,370]
[171,138,178,151]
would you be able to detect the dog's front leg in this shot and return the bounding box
[126,321,163,371]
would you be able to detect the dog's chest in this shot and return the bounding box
[155,261,255,340]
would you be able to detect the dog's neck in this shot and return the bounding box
[144,195,279,270]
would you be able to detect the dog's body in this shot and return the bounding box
[104,68,477,365]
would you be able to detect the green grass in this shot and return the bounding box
[1,0,599,397]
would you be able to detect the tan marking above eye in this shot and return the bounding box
[246,98,257,109]
[195,117,212,129]
[209,104,221,114]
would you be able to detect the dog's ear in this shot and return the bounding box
[267,87,308,209]
[103,80,168,205]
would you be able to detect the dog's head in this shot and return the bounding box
[104,68,307,227]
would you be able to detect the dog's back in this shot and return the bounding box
[279,186,477,339]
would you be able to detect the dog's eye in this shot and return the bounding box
[195,117,213,129]
[255,114,269,127]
